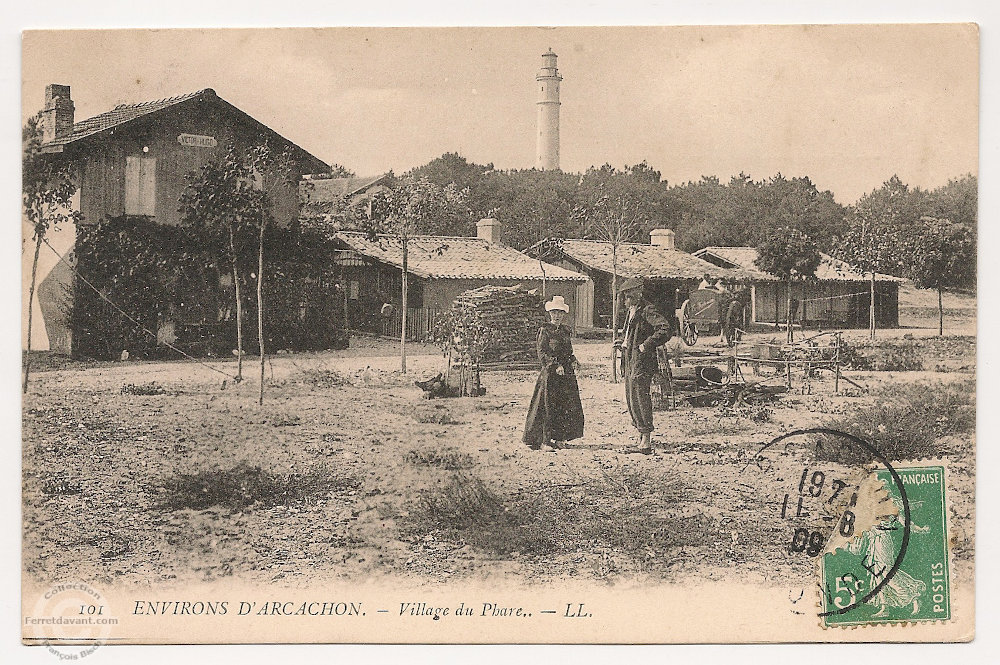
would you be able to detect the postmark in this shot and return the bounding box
[741,428,910,617]
[821,465,950,626]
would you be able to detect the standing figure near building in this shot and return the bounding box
[617,278,673,455]
[722,283,751,347]
[523,296,585,451]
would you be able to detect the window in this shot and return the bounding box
[125,155,156,216]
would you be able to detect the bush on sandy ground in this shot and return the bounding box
[290,368,352,388]
[413,405,461,424]
[816,380,975,464]
[153,464,358,512]
[120,382,167,395]
[405,470,714,566]
[407,473,551,556]
[404,447,474,470]
[840,339,923,371]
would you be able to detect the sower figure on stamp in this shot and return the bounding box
[523,296,585,452]
[617,278,673,455]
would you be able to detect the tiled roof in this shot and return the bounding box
[539,239,747,281]
[302,174,390,200]
[299,174,390,214]
[336,232,588,281]
[694,247,904,282]
[43,89,213,147]
[41,88,329,171]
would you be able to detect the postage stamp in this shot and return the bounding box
[820,465,950,627]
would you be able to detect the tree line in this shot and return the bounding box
[401,153,977,336]
[398,153,968,252]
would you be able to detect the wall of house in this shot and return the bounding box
[752,280,899,328]
[70,97,313,228]
[35,253,75,354]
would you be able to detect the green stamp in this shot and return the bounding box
[821,465,950,626]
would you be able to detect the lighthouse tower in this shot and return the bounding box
[535,48,562,170]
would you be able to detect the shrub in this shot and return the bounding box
[120,382,167,396]
[413,406,460,425]
[153,464,358,512]
[839,339,923,372]
[404,470,714,567]
[266,413,301,427]
[41,476,82,496]
[292,368,351,388]
[405,474,552,556]
[816,380,975,464]
[404,447,474,470]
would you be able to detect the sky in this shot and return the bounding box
[22,24,978,205]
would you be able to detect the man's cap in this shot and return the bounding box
[618,277,646,294]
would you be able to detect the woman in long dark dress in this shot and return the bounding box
[523,296,585,450]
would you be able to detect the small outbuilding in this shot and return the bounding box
[526,229,746,330]
[693,246,902,329]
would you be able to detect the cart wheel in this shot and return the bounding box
[679,300,698,346]
[611,344,625,382]
[684,323,699,346]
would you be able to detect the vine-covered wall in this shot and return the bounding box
[70,216,347,359]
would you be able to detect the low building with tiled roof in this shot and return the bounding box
[331,219,588,338]
[693,246,901,329]
[524,228,745,330]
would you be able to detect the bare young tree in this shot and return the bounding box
[361,176,468,373]
[22,113,78,393]
[245,143,296,405]
[179,145,258,382]
[574,178,646,337]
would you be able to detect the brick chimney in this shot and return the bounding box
[650,228,675,249]
[477,218,502,245]
[41,84,75,143]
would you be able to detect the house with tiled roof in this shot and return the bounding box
[299,173,392,220]
[32,84,333,355]
[525,229,746,329]
[693,247,902,329]
[331,219,588,338]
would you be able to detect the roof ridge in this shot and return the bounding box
[109,88,210,111]
[339,231,486,242]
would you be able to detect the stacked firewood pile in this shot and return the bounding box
[454,285,547,365]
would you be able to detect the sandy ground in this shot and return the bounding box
[22,314,975,598]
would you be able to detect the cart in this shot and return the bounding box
[678,289,726,346]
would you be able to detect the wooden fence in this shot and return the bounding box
[381,307,443,341]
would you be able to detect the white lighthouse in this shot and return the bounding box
[535,48,562,170]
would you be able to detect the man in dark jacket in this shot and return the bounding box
[618,277,673,454]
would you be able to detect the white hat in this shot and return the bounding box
[545,295,570,312]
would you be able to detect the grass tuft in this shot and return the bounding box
[413,406,461,425]
[404,470,714,567]
[120,382,167,396]
[291,368,352,388]
[406,473,551,556]
[816,380,975,464]
[153,464,359,512]
[404,447,474,470]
